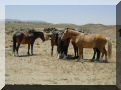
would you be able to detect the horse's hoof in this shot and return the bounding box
[75,56,78,59]
[16,54,19,57]
[76,60,80,62]
[104,60,108,63]
[57,56,60,59]
[100,60,104,63]
[91,58,95,60]
[57,54,59,58]
[63,55,67,60]
[13,54,15,57]
[89,59,94,62]
[95,59,99,61]
[77,58,80,61]
[80,60,84,63]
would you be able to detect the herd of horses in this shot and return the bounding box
[12,27,112,63]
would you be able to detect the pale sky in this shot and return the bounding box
[6,5,116,25]
[4,0,120,5]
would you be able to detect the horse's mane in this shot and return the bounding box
[65,28,80,36]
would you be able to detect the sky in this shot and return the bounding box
[6,5,116,25]
[4,0,120,5]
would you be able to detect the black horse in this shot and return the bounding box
[43,28,57,33]
[57,31,70,59]
[43,28,70,58]
[13,29,45,56]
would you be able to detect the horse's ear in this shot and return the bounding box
[65,28,69,33]
[66,28,69,30]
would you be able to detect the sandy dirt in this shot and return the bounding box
[5,33,116,85]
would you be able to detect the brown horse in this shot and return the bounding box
[61,28,112,62]
[13,29,45,56]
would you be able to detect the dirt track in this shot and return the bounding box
[6,37,116,85]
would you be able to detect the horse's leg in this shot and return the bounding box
[16,43,20,56]
[91,48,96,62]
[28,44,30,55]
[63,46,68,59]
[74,47,76,57]
[51,45,54,56]
[98,48,104,62]
[77,47,83,61]
[13,36,17,56]
[96,48,101,61]
[72,42,77,58]
[76,47,79,58]
[100,47,107,63]
[72,44,76,57]
[103,47,108,63]
[31,44,33,55]
[74,47,77,58]
[13,42,16,56]
[75,47,79,58]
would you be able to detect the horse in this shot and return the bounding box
[61,28,112,62]
[12,29,45,56]
[43,28,57,33]
[44,28,100,60]
[71,29,101,61]
[57,31,70,59]
[43,28,78,58]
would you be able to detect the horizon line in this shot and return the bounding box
[5,18,116,26]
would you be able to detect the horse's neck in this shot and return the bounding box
[69,31,79,39]
[71,33,85,43]
[69,30,80,36]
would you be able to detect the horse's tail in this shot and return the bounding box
[13,35,16,54]
[107,37,112,59]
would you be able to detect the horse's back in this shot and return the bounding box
[13,30,32,44]
[78,34,107,48]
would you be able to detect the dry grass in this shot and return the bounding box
[6,35,116,85]
[5,22,116,85]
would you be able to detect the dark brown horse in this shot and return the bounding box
[57,31,70,59]
[13,29,45,56]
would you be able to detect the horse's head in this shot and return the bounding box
[38,32,45,42]
[43,28,57,33]
[61,28,72,40]
[44,33,52,40]
[43,28,50,33]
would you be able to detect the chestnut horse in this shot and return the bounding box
[62,28,112,62]
[73,30,101,60]
[13,29,45,56]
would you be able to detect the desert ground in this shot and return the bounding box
[5,22,116,85]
